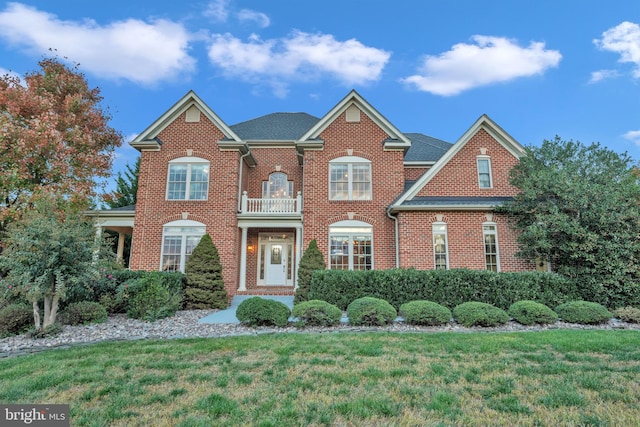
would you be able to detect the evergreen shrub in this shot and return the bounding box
[292,300,342,326]
[399,300,452,326]
[236,297,291,327]
[184,234,228,310]
[60,301,108,325]
[346,297,397,326]
[124,272,183,321]
[453,302,509,327]
[294,240,326,304]
[508,300,558,325]
[0,304,33,336]
[555,301,613,325]
[613,306,640,323]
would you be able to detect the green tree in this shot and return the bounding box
[294,239,326,304]
[0,194,111,331]
[183,234,228,309]
[498,137,640,307]
[0,57,122,236]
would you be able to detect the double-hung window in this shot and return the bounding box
[432,223,449,270]
[161,220,206,272]
[167,157,209,200]
[329,220,373,270]
[477,157,492,189]
[329,156,372,200]
[483,223,500,272]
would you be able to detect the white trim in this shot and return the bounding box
[257,233,295,286]
[169,156,209,164]
[166,160,210,201]
[329,158,372,201]
[328,220,373,270]
[160,221,206,272]
[476,156,493,189]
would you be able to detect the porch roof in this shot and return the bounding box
[391,196,513,212]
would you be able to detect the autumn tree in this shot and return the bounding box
[0,194,111,332]
[0,57,122,236]
[498,137,640,307]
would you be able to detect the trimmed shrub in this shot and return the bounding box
[508,300,558,325]
[399,300,452,326]
[555,301,613,325]
[0,304,33,336]
[453,302,509,327]
[236,297,291,327]
[292,300,342,326]
[346,297,397,326]
[184,234,228,310]
[294,240,326,304]
[124,272,183,321]
[60,301,108,326]
[613,306,640,323]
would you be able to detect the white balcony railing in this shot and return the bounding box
[240,191,302,215]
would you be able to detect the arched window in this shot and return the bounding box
[329,156,372,200]
[167,157,209,200]
[328,220,373,270]
[161,220,206,272]
[262,172,293,199]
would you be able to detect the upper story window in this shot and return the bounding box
[483,223,500,272]
[167,157,209,200]
[262,172,293,199]
[477,157,492,188]
[161,220,206,272]
[329,156,372,200]
[432,222,449,270]
[329,220,373,270]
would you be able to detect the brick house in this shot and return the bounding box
[88,89,534,298]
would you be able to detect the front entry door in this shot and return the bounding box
[266,243,287,285]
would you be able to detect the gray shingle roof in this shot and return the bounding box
[231,112,320,141]
[404,133,452,162]
[399,196,513,208]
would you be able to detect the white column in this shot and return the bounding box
[116,232,125,264]
[238,226,248,291]
[294,225,303,289]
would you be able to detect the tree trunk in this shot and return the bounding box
[32,300,41,331]
[42,294,60,329]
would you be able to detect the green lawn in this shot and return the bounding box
[1,330,639,426]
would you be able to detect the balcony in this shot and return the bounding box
[239,191,302,219]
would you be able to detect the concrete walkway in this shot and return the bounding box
[198,295,294,324]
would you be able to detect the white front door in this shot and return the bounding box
[265,243,287,285]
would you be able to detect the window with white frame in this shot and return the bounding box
[477,157,492,188]
[483,223,499,272]
[329,220,373,270]
[161,220,206,272]
[167,157,209,200]
[329,156,372,200]
[432,223,449,270]
[262,172,293,199]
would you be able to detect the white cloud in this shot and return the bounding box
[207,30,390,93]
[623,129,640,146]
[237,9,270,28]
[589,69,619,83]
[0,3,196,85]
[204,0,230,23]
[401,35,562,96]
[594,21,640,78]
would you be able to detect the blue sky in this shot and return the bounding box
[0,0,639,193]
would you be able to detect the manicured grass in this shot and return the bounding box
[1,330,640,426]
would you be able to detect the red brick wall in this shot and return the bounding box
[397,211,531,272]
[417,128,520,197]
[301,108,404,270]
[244,147,302,197]
[404,167,429,182]
[130,110,242,297]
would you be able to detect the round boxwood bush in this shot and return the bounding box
[555,301,613,324]
[292,300,342,326]
[508,300,558,325]
[60,301,108,326]
[399,300,452,326]
[613,306,640,323]
[0,304,33,337]
[346,297,397,326]
[453,302,509,327]
[236,297,291,327]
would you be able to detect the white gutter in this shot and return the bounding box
[386,206,400,268]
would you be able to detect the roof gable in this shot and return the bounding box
[298,90,411,149]
[394,114,525,206]
[131,90,243,150]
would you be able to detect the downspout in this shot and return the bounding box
[237,150,252,212]
[386,206,399,268]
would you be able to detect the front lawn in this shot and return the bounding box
[1,330,639,426]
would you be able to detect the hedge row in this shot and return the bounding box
[307,268,580,311]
